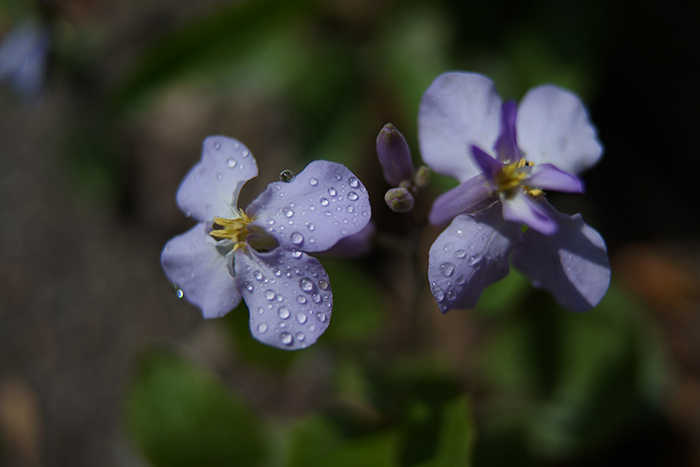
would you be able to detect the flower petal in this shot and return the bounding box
[524,163,584,193]
[0,22,49,98]
[494,101,521,163]
[161,223,241,318]
[176,136,259,222]
[516,85,603,175]
[512,211,610,312]
[429,173,496,226]
[234,247,332,350]
[323,222,375,257]
[247,160,371,252]
[418,72,503,183]
[376,123,414,185]
[428,206,523,313]
[471,145,503,181]
[501,191,558,235]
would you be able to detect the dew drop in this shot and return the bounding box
[254,270,264,281]
[242,150,250,157]
[299,277,314,292]
[456,275,466,285]
[347,191,358,201]
[336,173,342,181]
[284,208,294,218]
[257,323,268,333]
[346,205,354,213]
[265,290,276,301]
[279,169,295,182]
[307,223,316,231]
[316,312,327,323]
[258,307,264,314]
[440,262,455,277]
[312,293,322,304]
[278,307,290,319]
[291,232,304,245]
[280,332,293,346]
[431,283,445,302]
[455,249,466,259]
[309,324,316,332]
[297,296,307,304]
[318,279,329,290]
[273,268,282,277]
[291,250,302,258]
[226,158,237,168]
[468,256,480,265]
[216,172,222,180]
[214,142,221,150]
[320,198,329,207]
[468,243,475,250]
[349,177,360,188]
[309,177,318,186]
[296,313,307,324]
[175,288,184,299]
[296,332,306,341]
[328,187,337,196]
[244,282,254,293]
[234,142,240,149]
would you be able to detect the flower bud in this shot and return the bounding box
[413,165,431,188]
[384,187,414,213]
[376,123,414,186]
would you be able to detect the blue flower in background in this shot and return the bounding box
[419,72,610,312]
[161,136,371,349]
[0,21,49,99]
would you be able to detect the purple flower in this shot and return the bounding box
[419,72,610,312]
[0,21,49,99]
[161,136,371,349]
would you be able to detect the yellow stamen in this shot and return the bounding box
[210,210,252,248]
[493,158,541,197]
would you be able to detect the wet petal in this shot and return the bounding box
[494,101,521,163]
[234,247,332,350]
[501,191,558,235]
[323,222,375,258]
[516,85,603,175]
[428,206,523,313]
[161,223,241,319]
[524,163,584,193]
[247,160,371,252]
[176,136,258,222]
[429,174,496,226]
[418,72,503,183]
[512,211,610,312]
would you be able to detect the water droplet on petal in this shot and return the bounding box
[284,207,294,218]
[346,206,354,213]
[320,198,329,207]
[254,270,264,281]
[328,187,337,196]
[258,323,268,333]
[431,283,445,302]
[316,312,327,323]
[297,295,307,304]
[318,279,329,290]
[244,282,254,293]
[468,256,480,265]
[440,262,455,277]
[242,150,250,157]
[280,332,293,346]
[307,223,316,231]
[296,332,306,341]
[309,177,318,186]
[273,268,282,277]
[279,169,295,182]
[291,232,304,245]
[347,191,358,201]
[226,158,237,168]
[456,275,466,285]
[265,290,276,301]
[291,250,302,258]
[455,249,466,259]
[216,172,222,180]
[299,277,314,292]
[468,243,475,250]
[296,313,307,324]
[312,293,322,304]
[278,307,290,319]
[349,177,359,188]
[214,142,221,150]
[175,288,184,299]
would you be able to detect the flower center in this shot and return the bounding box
[493,158,543,198]
[210,209,252,249]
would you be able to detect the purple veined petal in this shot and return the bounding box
[494,101,521,163]
[247,160,371,252]
[418,72,503,183]
[176,136,258,222]
[322,221,375,257]
[471,145,503,181]
[516,85,603,175]
[429,173,497,226]
[161,223,241,319]
[512,210,610,312]
[501,191,558,235]
[428,206,523,313]
[234,247,332,350]
[524,163,584,193]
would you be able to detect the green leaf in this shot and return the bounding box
[125,350,265,467]
[287,416,398,467]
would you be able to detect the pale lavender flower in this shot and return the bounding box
[161,136,371,349]
[0,21,49,99]
[420,72,610,312]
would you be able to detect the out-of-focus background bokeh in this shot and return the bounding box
[2,0,699,465]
